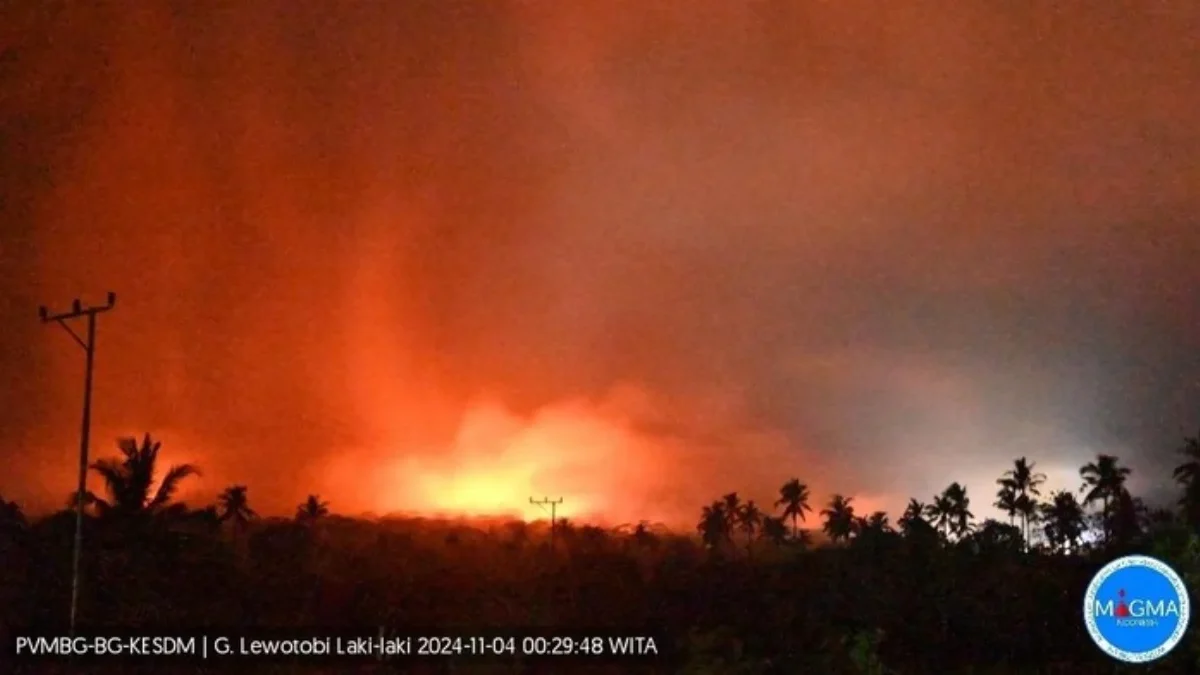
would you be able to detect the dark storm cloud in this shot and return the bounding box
[1,1,1197,518]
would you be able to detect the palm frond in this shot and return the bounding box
[89,458,131,509]
[148,463,201,511]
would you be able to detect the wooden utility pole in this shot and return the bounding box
[39,291,116,633]
[529,496,563,550]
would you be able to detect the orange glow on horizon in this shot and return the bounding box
[307,388,813,530]
[365,399,639,524]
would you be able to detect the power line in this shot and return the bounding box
[39,292,116,634]
[529,496,563,551]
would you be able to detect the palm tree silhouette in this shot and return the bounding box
[736,500,763,552]
[1172,433,1200,527]
[88,434,199,520]
[820,494,856,543]
[926,492,954,540]
[999,457,1047,546]
[1041,490,1086,553]
[898,499,935,540]
[1079,454,1132,543]
[698,501,729,550]
[1108,488,1145,547]
[720,492,741,534]
[759,516,788,547]
[854,511,894,550]
[856,511,889,535]
[296,495,330,524]
[775,478,812,540]
[993,483,1019,527]
[865,511,890,532]
[943,482,974,539]
[217,485,256,544]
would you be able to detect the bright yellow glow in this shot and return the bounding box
[415,460,544,520]
[316,389,804,530]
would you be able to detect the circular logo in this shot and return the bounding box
[1083,555,1191,663]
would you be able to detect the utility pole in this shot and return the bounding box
[529,496,563,550]
[39,291,116,634]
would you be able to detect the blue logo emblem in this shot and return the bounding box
[1084,555,1191,663]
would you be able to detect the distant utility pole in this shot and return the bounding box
[39,292,116,634]
[529,496,563,550]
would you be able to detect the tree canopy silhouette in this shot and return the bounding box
[998,456,1046,546]
[1079,454,1132,544]
[1174,432,1200,527]
[775,478,812,540]
[217,485,255,523]
[87,434,198,520]
[820,494,856,543]
[296,494,330,524]
[5,431,1200,674]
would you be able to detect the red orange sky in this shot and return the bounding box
[0,1,1197,527]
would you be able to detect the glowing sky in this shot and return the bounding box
[1,1,1197,527]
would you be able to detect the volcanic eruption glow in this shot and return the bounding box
[1,1,1195,528]
[329,395,681,525]
[308,384,823,529]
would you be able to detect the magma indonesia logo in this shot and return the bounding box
[1084,555,1191,663]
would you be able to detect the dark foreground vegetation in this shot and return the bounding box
[2,433,1200,674]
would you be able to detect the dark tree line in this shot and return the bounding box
[1,432,1199,673]
[697,453,1187,556]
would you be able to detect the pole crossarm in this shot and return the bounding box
[41,305,115,322]
[529,497,564,551]
[39,292,116,323]
[530,496,563,516]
